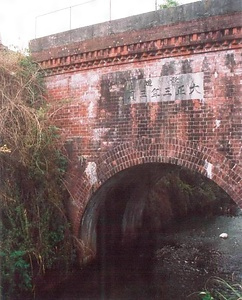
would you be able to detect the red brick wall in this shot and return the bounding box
[31,6,242,235]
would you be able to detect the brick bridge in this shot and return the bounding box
[30,0,242,261]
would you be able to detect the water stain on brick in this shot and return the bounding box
[224,76,236,98]
[100,79,111,104]
[202,57,211,72]
[181,59,193,74]
[32,8,242,234]
[161,61,176,76]
[225,53,236,72]
[216,133,234,157]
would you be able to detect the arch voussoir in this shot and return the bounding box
[70,138,241,235]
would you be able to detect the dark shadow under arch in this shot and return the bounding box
[79,162,238,262]
[70,138,241,235]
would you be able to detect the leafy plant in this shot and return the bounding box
[199,291,214,300]
[0,250,32,296]
[199,277,242,300]
[159,0,179,9]
[156,167,233,219]
[0,49,76,299]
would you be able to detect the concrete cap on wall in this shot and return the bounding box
[29,0,242,53]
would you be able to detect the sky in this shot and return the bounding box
[0,0,198,50]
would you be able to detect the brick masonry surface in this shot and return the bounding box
[30,0,242,235]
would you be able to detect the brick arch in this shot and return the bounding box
[70,138,241,235]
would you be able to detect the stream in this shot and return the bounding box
[39,212,242,300]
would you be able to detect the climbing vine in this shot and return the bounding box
[0,49,76,299]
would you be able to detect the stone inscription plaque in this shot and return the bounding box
[124,72,204,104]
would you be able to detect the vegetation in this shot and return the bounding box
[0,49,75,299]
[0,48,237,299]
[157,167,234,219]
[199,277,242,300]
[159,0,179,9]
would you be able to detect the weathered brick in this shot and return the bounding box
[30,0,242,235]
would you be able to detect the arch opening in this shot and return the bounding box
[80,163,238,261]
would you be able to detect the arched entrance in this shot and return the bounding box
[69,138,241,237]
[80,162,237,262]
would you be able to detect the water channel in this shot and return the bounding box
[40,211,242,300]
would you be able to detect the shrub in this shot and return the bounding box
[0,49,75,299]
[199,277,242,300]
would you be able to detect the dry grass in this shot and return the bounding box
[0,49,75,299]
[0,49,46,165]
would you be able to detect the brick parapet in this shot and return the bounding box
[31,12,241,75]
[30,0,242,52]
